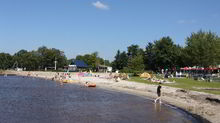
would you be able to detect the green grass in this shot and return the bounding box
[129,76,220,95]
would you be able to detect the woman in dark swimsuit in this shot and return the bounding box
[154,83,162,103]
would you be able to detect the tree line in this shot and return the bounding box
[0,46,111,71]
[112,30,220,74]
[0,30,220,72]
[0,46,68,70]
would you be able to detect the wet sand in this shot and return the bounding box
[0,76,202,123]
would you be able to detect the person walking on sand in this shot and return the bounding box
[154,83,162,103]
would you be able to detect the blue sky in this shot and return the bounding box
[0,0,220,61]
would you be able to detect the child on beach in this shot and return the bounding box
[154,83,162,103]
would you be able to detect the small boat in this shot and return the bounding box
[85,82,96,87]
[61,79,76,83]
[62,79,68,83]
[87,84,96,87]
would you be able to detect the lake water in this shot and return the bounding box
[0,76,207,123]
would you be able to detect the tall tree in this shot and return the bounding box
[144,42,156,70]
[13,49,28,68]
[153,37,179,70]
[185,30,220,67]
[0,53,13,69]
[104,60,111,66]
[173,45,185,68]
[127,52,144,74]
[21,51,40,70]
[112,50,128,70]
[37,46,67,69]
[121,44,144,73]
[127,44,144,58]
[112,50,120,70]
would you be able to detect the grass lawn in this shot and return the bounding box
[129,76,220,95]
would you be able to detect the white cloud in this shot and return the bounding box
[177,20,186,24]
[177,19,197,24]
[92,1,109,10]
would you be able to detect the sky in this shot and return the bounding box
[0,0,220,61]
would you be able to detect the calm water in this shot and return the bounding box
[0,76,206,123]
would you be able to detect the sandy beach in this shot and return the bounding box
[5,71,220,123]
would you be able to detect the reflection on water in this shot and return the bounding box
[154,103,161,112]
[0,76,204,123]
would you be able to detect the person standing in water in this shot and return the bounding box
[154,83,162,103]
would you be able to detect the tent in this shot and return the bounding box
[70,60,88,68]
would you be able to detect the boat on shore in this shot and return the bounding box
[85,82,96,87]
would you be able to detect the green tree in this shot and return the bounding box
[21,51,40,70]
[125,44,145,73]
[127,44,144,58]
[104,60,111,66]
[13,49,28,68]
[144,42,156,70]
[112,50,121,70]
[76,55,85,61]
[0,53,13,69]
[127,52,144,74]
[153,37,180,70]
[185,30,220,67]
[37,46,67,70]
[112,50,128,70]
[173,45,185,68]
[91,52,100,70]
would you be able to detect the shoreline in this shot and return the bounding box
[5,71,220,123]
[95,85,211,123]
